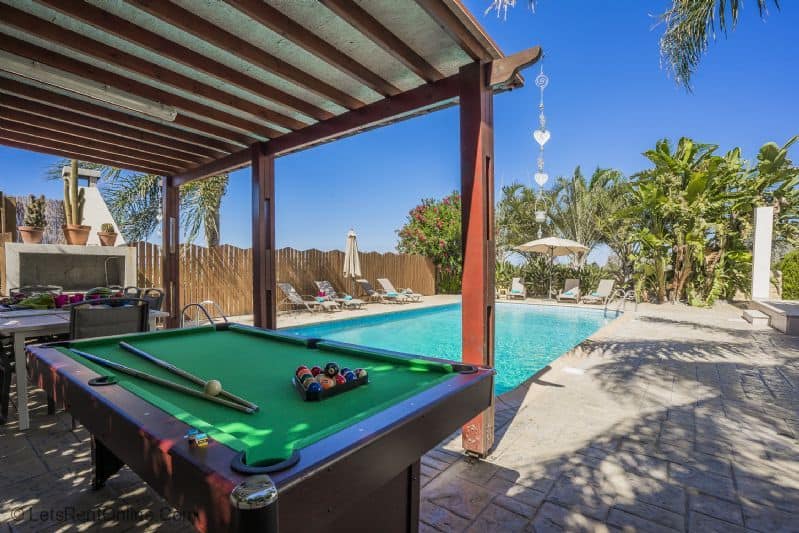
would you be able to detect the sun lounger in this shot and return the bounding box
[314,281,366,309]
[278,283,340,313]
[556,279,580,302]
[377,278,423,302]
[356,279,405,303]
[581,279,615,305]
[508,277,527,300]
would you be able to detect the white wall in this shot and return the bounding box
[80,186,126,246]
[751,206,773,300]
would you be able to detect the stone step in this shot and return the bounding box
[742,309,770,328]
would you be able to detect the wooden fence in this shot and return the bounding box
[135,243,435,317]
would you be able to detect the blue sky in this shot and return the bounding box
[1,0,797,263]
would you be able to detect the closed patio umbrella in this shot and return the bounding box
[515,237,588,299]
[343,229,361,279]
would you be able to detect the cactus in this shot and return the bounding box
[100,223,116,233]
[23,195,47,228]
[63,159,85,226]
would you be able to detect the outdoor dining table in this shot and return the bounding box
[0,308,169,430]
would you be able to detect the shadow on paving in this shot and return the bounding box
[0,389,194,532]
[420,327,799,532]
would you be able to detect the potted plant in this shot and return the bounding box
[62,159,91,245]
[18,194,47,244]
[97,223,118,246]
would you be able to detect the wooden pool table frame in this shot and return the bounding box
[26,323,494,532]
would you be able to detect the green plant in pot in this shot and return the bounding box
[97,222,118,246]
[62,159,91,245]
[18,194,47,244]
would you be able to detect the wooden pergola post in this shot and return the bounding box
[251,142,277,329]
[459,61,496,456]
[162,176,180,329]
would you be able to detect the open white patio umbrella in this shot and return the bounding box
[515,236,589,299]
[343,229,361,278]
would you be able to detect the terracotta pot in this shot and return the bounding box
[97,231,118,247]
[18,226,44,244]
[62,224,91,245]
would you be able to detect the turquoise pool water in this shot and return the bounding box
[284,303,618,395]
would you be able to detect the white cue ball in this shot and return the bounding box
[204,380,223,396]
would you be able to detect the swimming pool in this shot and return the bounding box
[283,302,619,394]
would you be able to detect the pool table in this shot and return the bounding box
[26,323,494,532]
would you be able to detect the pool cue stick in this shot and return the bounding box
[118,341,259,411]
[71,349,255,414]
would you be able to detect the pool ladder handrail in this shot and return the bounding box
[180,300,229,328]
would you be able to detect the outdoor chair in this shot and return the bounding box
[356,279,404,303]
[69,298,150,340]
[140,288,165,312]
[377,278,423,302]
[581,279,615,305]
[51,298,151,426]
[314,281,366,310]
[508,277,527,300]
[556,279,581,302]
[278,283,340,313]
[123,286,141,298]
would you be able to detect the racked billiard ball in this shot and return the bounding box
[295,366,309,377]
[335,374,346,385]
[300,373,315,385]
[306,382,322,393]
[318,376,336,389]
[343,371,356,382]
[355,368,367,379]
[310,366,322,376]
[340,367,351,376]
[324,362,339,377]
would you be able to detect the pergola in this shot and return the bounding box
[0,0,541,456]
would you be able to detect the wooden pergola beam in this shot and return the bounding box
[0,130,181,174]
[459,61,496,457]
[318,0,444,82]
[251,143,276,329]
[267,74,460,156]
[224,0,401,96]
[0,35,271,144]
[38,0,330,123]
[0,4,303,135]
[0,116,199,168]
[170,73,461,184]
[411,0,488,61]
[127,0,363,111]
[0,78,236,156]
[0,136,173,175]
[488,47,542,90]
[172,150,252,187]
[162,177,180,329]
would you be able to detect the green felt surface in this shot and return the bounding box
[57,325,456,466]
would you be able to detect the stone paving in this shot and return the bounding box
[420,302,799,532]
[1,301,798,531]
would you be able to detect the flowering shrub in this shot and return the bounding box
[397,191,462,293]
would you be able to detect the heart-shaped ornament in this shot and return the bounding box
[534,172,549,187]
[533,129,551,146]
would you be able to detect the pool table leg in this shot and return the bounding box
[91,436,124,490]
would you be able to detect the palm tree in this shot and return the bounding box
[46,160,229,245]
[659,0,779,88]
[488,0,780,88]
[547,167,625,264]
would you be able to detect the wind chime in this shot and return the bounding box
[533,63,550,238]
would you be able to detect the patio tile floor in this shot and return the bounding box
[1,300,798,531]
